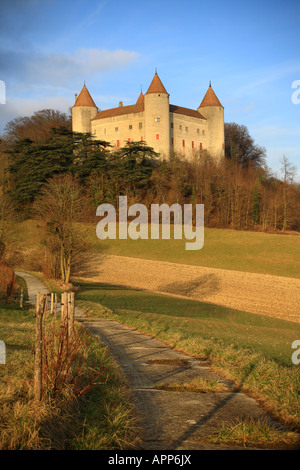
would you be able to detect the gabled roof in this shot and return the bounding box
[93,102,144,120]
[73,84,97,108]
[199,84,223,108]
[170,104,206,120]
[146,73,169,95]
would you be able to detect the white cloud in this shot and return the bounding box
[26,48,140,86]
[0,47,140,93]
[0,96,73,133]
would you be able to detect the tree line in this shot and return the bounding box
[2,109,298,229]
[0,108,299,282]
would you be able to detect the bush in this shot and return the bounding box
[42,320,107,402]
[0,263,17,300]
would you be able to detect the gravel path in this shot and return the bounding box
[79,255,300,323]
[15,270,49,305]
[82,317,280,450]
[16,270,298,450]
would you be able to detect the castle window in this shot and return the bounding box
[154,117,160,122]
[171,122,173,128]
[202,130,205,135]
[115,127,118,132]
[179,125,182,131]
[171,137,174,146]
[139,122,143,129]
[185,127,188,132]
[156,134,159,140]
[129,124,132,129]
[197,129,200,134]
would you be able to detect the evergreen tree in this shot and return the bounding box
[6,127,110,209]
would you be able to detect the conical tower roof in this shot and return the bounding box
[136,91,144,104]
[199,83,223,108]
[146,72,169,95]
[73,84,97,108]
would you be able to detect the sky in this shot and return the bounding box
[0,0,299,181]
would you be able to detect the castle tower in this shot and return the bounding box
[72,84,98,134]
[144,72,170,157]
[197,83,224,159]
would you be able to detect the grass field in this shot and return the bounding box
[10,219,300,447]
[0,283,139,450]
[91,228,300,279]
[75,280,300,432]
[18,220,300,279]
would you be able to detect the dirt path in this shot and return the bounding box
[81,316,282,450]
[79,255,300,323]
[16,270,298,450]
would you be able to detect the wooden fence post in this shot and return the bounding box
[50,293,54,314]
[36,293,41,316]
[20,287,24,308]
[68,292,75,338]
[61,292,68,323]
[54,293,57,318]
[34,294,46,401]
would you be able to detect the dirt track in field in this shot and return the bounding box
[79,254,300,324]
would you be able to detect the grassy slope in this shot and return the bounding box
[75,281,300,431]
[91,227,300,279]
[76,281,300,366]
[17,220,300,279]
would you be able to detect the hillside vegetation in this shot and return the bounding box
[16,219,300,279]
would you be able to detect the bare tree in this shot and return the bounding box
[280,156,296,231]
[0,192,17,262]
[34,174,90,284]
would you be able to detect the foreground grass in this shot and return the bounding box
[0,300,139,450]
[155,376,230,393]
[206,417,299,449]
[75,281,300,436]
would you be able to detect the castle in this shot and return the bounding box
[72,72,225,160]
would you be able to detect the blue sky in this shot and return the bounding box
[1,0,299,180]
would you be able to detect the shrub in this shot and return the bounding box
[0,263,17,300]
[42,320,107,402]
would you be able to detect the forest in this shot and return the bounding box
[0,108,299,235]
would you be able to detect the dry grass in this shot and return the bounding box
[77,254,300,323]
[0,300,140,450]
[206,417,300,449]
[155,376,230,393]
[75,294,300,432]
